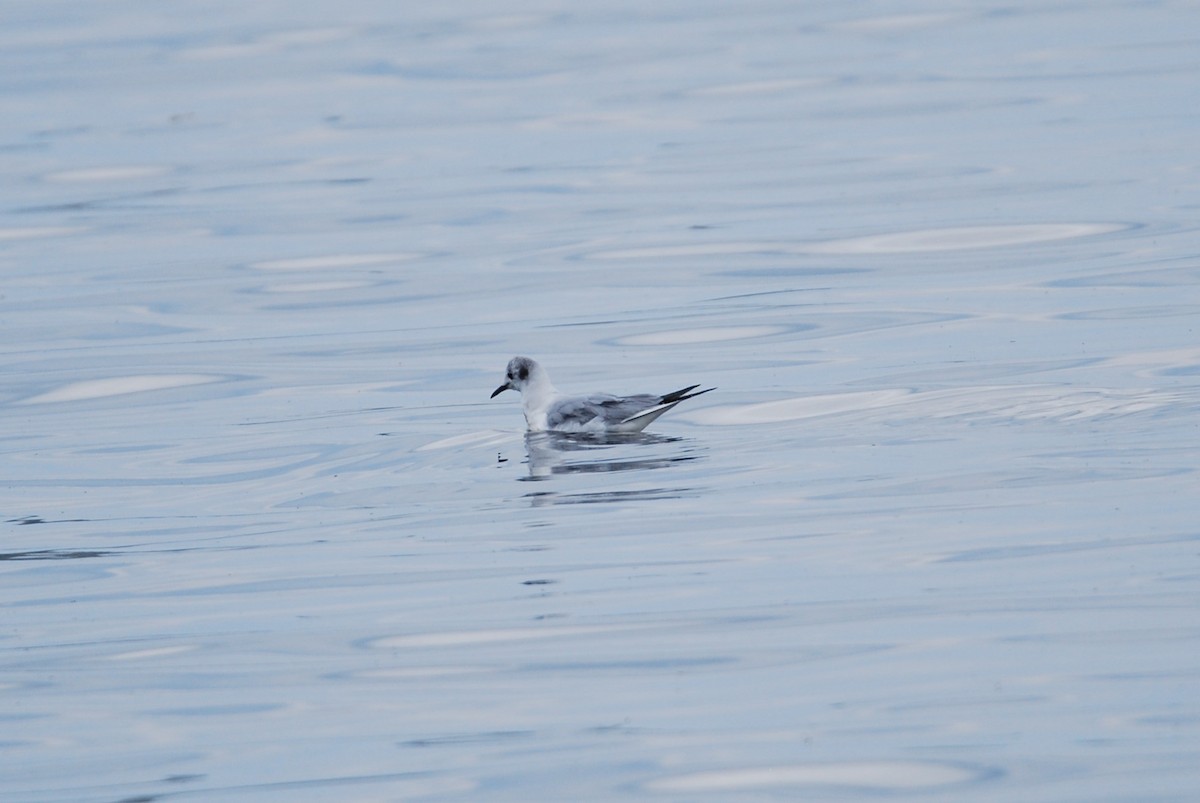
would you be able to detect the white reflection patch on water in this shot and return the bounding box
[370,624,653,649]
[105,645,199,662]
[1105,347,1200,378]
[583,223,1128,260]
[353,666,493,680]
[248,253,421,271]
[806,223,1129,254]
[835,13,968,33]
[691,389,910,425]
[615,326,788,346]
[689,385,1186,426]
[648,760,990,793]
[416,430,514,452]
[43,165,172,182]
[260,280,375,293]
[523,111,698,130]
[0,226,87,240]
[586,241,800,260]
[19,374,226,404]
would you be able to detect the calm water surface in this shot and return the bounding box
[3,1,1199,801]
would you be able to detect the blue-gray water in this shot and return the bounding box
[3,2,1199,801]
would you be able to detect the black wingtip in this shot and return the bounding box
[659,385,715,404]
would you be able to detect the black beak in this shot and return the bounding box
[490,382,512,399]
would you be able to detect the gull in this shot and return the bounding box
[490,356,714,433]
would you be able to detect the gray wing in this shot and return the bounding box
[545,393,659,430]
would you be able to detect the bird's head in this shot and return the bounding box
[491,356,539,398]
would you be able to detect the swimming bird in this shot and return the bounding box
[490,356,714,433]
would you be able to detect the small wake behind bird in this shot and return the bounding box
[490,356,714,433]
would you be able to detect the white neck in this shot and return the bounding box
[520,374,559,430]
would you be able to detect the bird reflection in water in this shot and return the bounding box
[519,431,704,505]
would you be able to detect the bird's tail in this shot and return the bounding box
[616,386,716,432]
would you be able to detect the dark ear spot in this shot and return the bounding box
[518,365,529,381]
